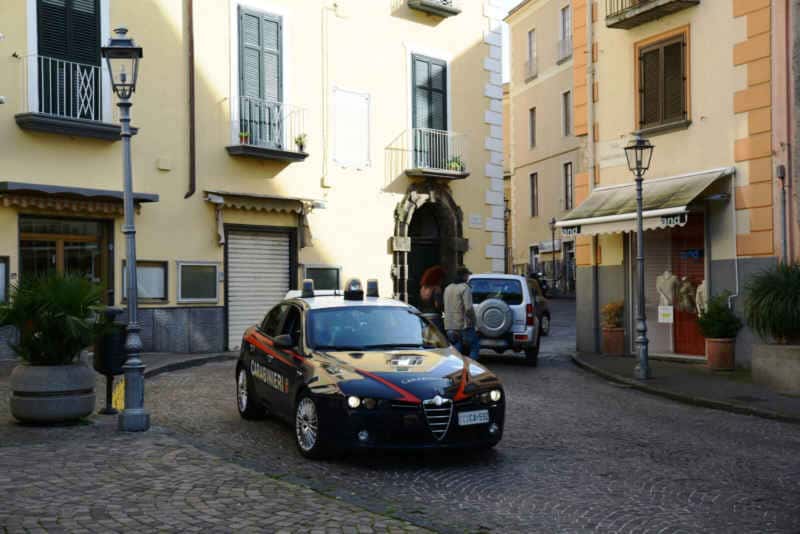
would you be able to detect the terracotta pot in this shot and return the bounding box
[602,327,625,356]
[706,338,735,370]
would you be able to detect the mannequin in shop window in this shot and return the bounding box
[655,269,679,306]
[678,276,696,313]
[695,280,708,316]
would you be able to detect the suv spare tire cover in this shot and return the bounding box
[476,298,513,337]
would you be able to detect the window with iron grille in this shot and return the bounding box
[36,0,101,120]
[530,172,539,217]
[638,33,687,130]
[563,162,574,210]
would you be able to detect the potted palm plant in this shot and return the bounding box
[0,275,104,423]
[601,301,625,356]
[294,133,307,152]
[696,291,742,370]
[746,263,800,393]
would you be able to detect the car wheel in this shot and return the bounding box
[524,347,539,367]
[540,314,551,336]
[236,366,264,420]
[295,393,333,459]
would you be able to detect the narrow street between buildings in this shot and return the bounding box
[4,300,797,533]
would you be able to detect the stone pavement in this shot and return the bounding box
[574,353,800,422]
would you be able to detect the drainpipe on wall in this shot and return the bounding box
[785,0,796,261]
[586,0,600,353]
[184,0,197,199]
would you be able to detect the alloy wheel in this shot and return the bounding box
[296,397,319,452]
[237,369,248,413]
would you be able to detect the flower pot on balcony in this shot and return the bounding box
[602,327,625,356]
[705,338,735,370]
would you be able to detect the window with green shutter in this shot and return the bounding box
[412,54,448,169]
[638,33,687,130]
[238,7,283,149]
[36,0,101,120]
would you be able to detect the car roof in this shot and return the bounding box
[468,273,526,282]
[287,295,414,311]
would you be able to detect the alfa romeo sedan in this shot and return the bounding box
[235,278,505,458]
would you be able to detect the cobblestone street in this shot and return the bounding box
[2,301,800,533]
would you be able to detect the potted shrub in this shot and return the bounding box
[745,263,800,393]
[696,291,742,370]
[0,275,105,423]
[601,301,625,356]
[294,133,307,152]
[447,156,465,172]
[239,131,250,144]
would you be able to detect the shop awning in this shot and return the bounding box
[204,189,318,214]
[555,167,734,236]
[0,181,158,215]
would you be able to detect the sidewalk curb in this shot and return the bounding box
[144,353,237,379]
[571,353,800,425]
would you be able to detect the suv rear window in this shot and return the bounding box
[469,278,524,305]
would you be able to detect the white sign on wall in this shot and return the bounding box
[658,306,674,324]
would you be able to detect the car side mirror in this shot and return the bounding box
[274,334,294,349]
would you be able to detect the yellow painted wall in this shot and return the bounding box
[0,0,497,307]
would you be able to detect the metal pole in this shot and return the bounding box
[551,220,557,293]
[117,99,150,432]
[634,171,650,379]
[781,174,789,263]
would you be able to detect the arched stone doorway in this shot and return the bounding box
[392,182,467,304]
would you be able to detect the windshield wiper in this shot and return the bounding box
[360,343,425,350]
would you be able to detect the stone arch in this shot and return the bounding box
[392,182,468,302]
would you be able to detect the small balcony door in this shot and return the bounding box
[36,0,101,120]
[239,8,283,149]
[412,54,448,169]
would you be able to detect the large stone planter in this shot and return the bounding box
[9,362,96,424]
[706,338,735,370]
[752,344,800,394]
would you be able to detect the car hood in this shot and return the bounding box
[316,348,501,402]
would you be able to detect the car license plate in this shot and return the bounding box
[458,409,490,426]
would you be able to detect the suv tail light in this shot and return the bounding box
[526,303,534,326]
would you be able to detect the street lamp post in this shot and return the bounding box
[550,217,557,294]
[624,135,654,380]
[102,28,149,431]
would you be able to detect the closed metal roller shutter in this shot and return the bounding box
[227,231,290,350]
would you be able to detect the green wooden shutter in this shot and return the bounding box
[412,55,447,130]
[662,39,685,122]
[38,0,99,64]
[640,47,660,127]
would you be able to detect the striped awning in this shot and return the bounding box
[555,167,734,236]
[0,181,158,215]
[204,190,316,214]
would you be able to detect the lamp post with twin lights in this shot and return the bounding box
[624,134,654,380]
[102,28,149,431]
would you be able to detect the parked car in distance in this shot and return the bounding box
[467,274,541,366]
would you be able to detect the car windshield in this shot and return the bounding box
[469,278,524,305]
[306,306,449,351]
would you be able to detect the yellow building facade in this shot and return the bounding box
[0,0,506,355]
[560,0,798,366]
[506,0,586,294]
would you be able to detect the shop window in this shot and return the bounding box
[305,266,341,291]
[123,261,167,302]
[177,262,219,303]
[637,30,688,131]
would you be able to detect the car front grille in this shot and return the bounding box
[422,398,453,441]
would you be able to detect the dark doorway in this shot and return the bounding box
[408,203,442,309]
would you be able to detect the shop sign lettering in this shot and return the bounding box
[661,213,688,227]
[562,226,581,237]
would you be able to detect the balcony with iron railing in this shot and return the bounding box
[405,0,461,17]
[557,38,573,63]
[226,96,308,162]
[525,56,539,81]
[14,55,126,141]
[606,0,699,29]
[386,128,469,181]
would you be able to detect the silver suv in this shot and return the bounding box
[468,274,541,366]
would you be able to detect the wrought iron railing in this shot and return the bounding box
[606,0,657,18]
[387,128,468,175]
[21,55,103,120]
[525,56,539,79]
[557,38,573,62]
[233,96,306,152]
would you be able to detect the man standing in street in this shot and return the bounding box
[443,266,480,361]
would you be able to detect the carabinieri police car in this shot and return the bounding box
[236,278,505,458]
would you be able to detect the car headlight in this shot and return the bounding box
[347,396,361,409]
[489,389,502,402]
